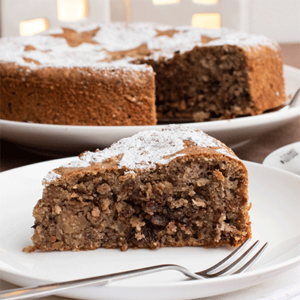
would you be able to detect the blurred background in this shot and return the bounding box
[0,0,299,44]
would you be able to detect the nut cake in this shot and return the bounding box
[0,23,285,125]
[24,126,251,252]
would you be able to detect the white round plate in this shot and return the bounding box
[0,158,300,300]
[263,141,300,175]
[1,65,300,153]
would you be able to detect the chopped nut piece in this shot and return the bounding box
[97,183,111,194]
[192,198,206,207]
[166,221,177,235]
[54,204,61,215]
[189,190,196,196]
[196,178,210,187]
[130,216,145,232]
[135,232,145,240]
[91,207,100,217]
[49,236,57,242]
[213,169,225,181]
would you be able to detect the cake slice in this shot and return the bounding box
[24,125,251,252]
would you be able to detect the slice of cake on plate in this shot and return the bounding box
[24,125,251,252]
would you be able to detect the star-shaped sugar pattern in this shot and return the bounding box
[50,27,100,47]
[22,44,52,65]
[155,29,179,38]
[201,35,219,44]
[22,57,41,65]
[101,43,151,62]
[24,45,36,51]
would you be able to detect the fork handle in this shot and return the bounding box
[0,264,203,300]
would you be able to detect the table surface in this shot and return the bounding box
[0,43,299,300]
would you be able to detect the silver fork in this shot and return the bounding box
[0,239,267,300]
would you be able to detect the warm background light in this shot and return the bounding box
[57,0,88,22]
[19,18,49,36]
[152,0,180,5]
[193,0,218,4]
[192,13,221,28]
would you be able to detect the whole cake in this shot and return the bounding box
[0,23,285,125]
[24,126,251,252]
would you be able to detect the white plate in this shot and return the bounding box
[0,158,300,300]
[263,141,300,175]
[1,65,300,153]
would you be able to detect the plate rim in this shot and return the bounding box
[263,141,300,165]
[1,97,300,132]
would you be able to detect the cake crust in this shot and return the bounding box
[0,63,156,126]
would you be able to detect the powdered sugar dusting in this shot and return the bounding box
[43,170,61,184]
[60,125,238,174]
[62,160,90,169]
[0,22,278,70]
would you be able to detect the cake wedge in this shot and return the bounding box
[24,125,251,252]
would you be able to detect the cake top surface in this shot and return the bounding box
[0,22,278,71]
[44,125,239,184]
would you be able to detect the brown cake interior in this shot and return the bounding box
[29,144,251,252]
[140,44,285,122]
[139,45,251,122]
